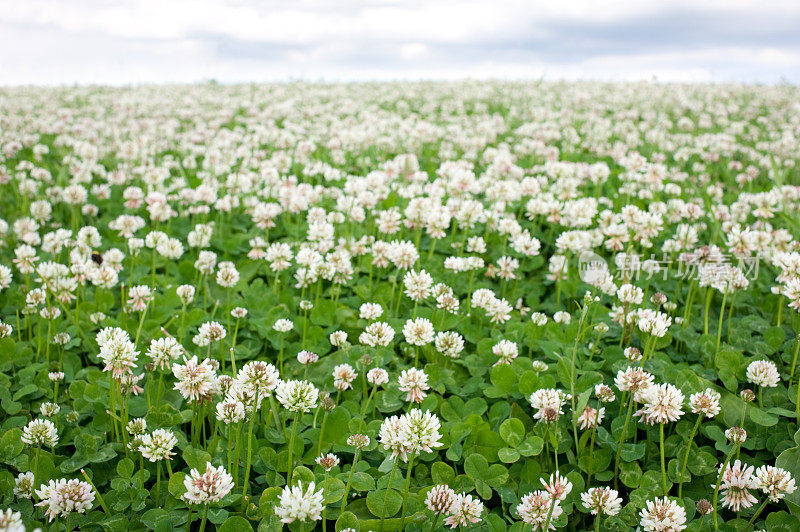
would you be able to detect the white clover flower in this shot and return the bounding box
[516,490,561,529]
[13,472,34,499]
[182,462,234,504]
[21,418,58,447]
[360,321,395,347]
[276,380,319,412]
[399,409,443,457]
[542,472,573,502]
[444,493,484,528]
[359,302,383,320]
[332,363,358,391]
[329,330,348,347]
[147,337,182,370]
[639,497,686,532]
[198,321,226,342]
[717,460,758,512]
[754,465,796,502]
[216,400,245,424]
[275,481,324,523]
[398,368,429,403]
[725,427,747,444]
[689,388,721,418]
[492,339,518,366]
[614,367,654,397]
[172,356,218,403]
[746,360,780,388]
[236,361,280,396]
[273,319,294,333]
[434,331,464,358]
[403,269,433,301]
[638,383,685,424]
[425,485,457,514]
[35,478,95,522]
[139,429,177,462]
[367,368,389,387]
[581,487,622,516]
[402,317,435,346]
[97,327,139,377]
[529,389,569,423]
[553,311,571,324]
[176,285,195,305]
[315,453,339,471]
[0,508,24,532]
[531,312,548,326]
[379,415,408,461]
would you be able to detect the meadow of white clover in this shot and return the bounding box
[0,80,800,531]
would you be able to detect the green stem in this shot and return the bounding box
[429,512,442,532]
[317,412,329,456]
[33,445,40,495]
[79,469,108,516]
[613,395,635,490]
[286,411,299,485]
[713,290,728,367]
[790,333,800,386]
[233,424,242,485]
[323,471,328,532]
[198,504,209,532]
[268,396,284,436]
[380,458,400,530]
[703,287,713,335]
[796,375,800,425]
[659,423,668,496]
[712,445,739,530]
[241,409,257,511]
[400,454,416,530]
[340,449,361,514]
[678,414,703,498]
[155,461,161,505]
[747,499,769,525]
[569,303,590,458]
[542,496,557,532]
[227,425,234,475]
[586,405,600,487]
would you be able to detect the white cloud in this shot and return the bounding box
[1,0,798,85]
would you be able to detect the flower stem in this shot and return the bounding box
[712,444,739,529]
[400,454,416,530]
[198,504,209,532]
[241,409,257,511]
[317,412,329,456]
[379,458,400,530]
[81,469,110,514]
[155,462,161,505]
[542,497,557,531]
[747,499,769,525]
[678,414,703,498]
[703,287,713,335]
[586,405,600,487]
[613,394,635,490]
[340,449,361,514]
[429,511,442,532]
[32,445,40,495]
[286,411,299,486]
[713,290,728,366]
[323,470,328,532]
[659,423,668,496]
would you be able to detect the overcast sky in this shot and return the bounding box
[2,0,799,85]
